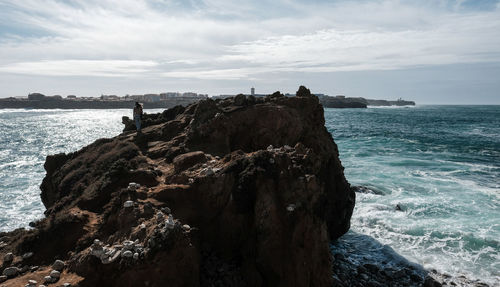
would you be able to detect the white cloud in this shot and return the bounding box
[0,60,158,77]
[0,0,499,83]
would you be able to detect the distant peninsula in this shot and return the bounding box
[0,92,415,109]
[316,94,415,108]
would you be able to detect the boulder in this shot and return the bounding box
[3,252,13,263]
[50,269,60,279]
[3,266,20,277]
[172,151,207,172]
[52,259,65,271]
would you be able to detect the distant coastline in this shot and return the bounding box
[0,92,415,109]
[317,94,415,108]
[0,92,207,109]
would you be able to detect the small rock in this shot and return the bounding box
[128,182,140,191]
[22,252,33,259]
[63,283,71,287]
[166,215,175,229]
[161,207,171,214]
[30,266,39,272]
[123,240,134,250]
[20,265,29,273]
[133,253,139,260]
[122,250,133,258]
[267,145,273,151]
[28,280,37,285]
[3,252,13,262]
[43,276,54,284]
[50,270,61,279]
[0,276,6,283]
[201,167,214,176]
[29,221,36,228]
[182,224,191,231]
[156,211,164,221]
[39,285,46,287]
[103,249,121,264]
[3,266,20,277]
[90,239,104,257]
[123,200,134,208]
[286,204,296,212]
[52,259,65,271]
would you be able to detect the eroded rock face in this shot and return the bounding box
[1,87,354,287]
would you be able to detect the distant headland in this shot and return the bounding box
[0,91,415,109]
[316,94,415,108]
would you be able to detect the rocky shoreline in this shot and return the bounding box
[0,87,486,286]
[333,186,495,287]
[330,232,493,287]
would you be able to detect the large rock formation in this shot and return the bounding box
[0,86,355,286]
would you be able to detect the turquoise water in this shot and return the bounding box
[0,106,498,284]
[325,106,499,285]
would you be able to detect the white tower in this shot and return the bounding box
[251,87,255,96]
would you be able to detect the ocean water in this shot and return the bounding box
[0,106,499,284]
[326,106,499,285]
[0,109,161,231]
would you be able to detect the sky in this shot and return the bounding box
[0,0,499,104]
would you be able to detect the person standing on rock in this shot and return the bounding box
[133,102,143,132]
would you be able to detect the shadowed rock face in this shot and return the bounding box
[0,87,355,287]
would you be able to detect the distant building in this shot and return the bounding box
[101,95,120,100]
[160,92,181,99]
[67,95,77,99]
[336,95,346,99]
[130,95,144,101]
[251,87,255,96]
[182,92,197,97]
[144,94,161,102]
[28,93,46,100]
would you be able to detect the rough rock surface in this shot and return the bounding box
[0,87,355,286]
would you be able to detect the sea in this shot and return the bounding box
[0,106,499,285]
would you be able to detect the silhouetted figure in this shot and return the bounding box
[133,102,143,132]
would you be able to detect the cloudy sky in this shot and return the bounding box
[0,0,499,104]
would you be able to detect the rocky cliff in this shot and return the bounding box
[0,86,355,287]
